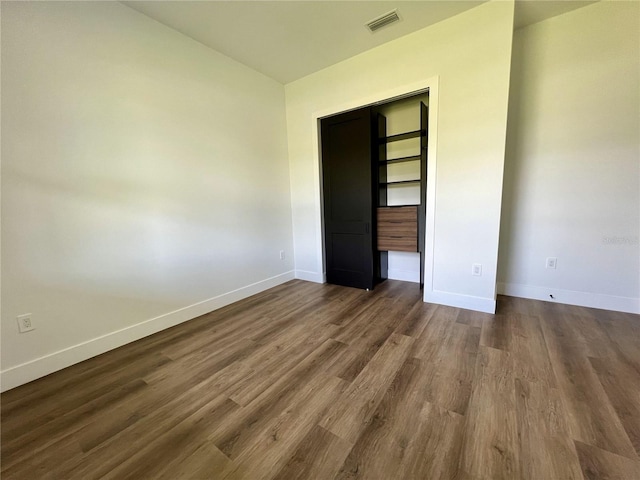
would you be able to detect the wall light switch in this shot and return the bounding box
[472,264,482,276]
[546,257,557,269]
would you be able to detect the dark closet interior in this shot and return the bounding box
[321,93,429,290]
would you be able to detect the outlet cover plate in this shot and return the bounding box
[17,314,35,333]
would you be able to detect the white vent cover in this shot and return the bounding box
[366,10,400,32]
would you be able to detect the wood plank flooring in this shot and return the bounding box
[2,279,639,479]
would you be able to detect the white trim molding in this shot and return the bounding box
[295,269,325,283]
[497,282,640,315]
[425,289,496,314]
[0,271,295,392]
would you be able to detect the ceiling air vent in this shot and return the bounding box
[366,9,400,33]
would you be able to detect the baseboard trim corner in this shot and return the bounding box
[295,270,325,283]
[424,289,496,314]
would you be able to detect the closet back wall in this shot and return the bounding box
[1,2,294,390]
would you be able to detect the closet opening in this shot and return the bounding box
[320,90,429,291]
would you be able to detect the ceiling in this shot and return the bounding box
[123,1,597,84]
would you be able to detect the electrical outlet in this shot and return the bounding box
[472,264,482,276]
[546,257,557,269]
[17,314,35,333]
[279,250,285,260]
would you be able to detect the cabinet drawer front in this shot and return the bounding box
[377,206,418,223]
[376,206,418,252]
[377,236,418,252]
[377,221,417,238]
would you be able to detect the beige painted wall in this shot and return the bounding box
[1,1,294,389]
[499,1,640,313]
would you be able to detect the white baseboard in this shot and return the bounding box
[497,282,640,314]
[0,271,295,392]
[295,269,325,283]
[424,289,496,314]
[387,269,420,283]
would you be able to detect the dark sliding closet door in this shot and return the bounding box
[321,107,376,290]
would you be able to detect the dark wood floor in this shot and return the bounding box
[2,280,639,479]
